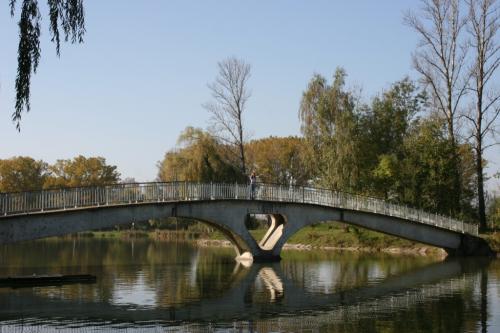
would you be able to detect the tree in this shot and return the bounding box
[360,78,426,198]
[399,116,476,218]
[44,155,120,187]
[405,0,469,212]
[463,0,500,231]
[246,136,311,186]
[299,68,361,190]
[298,71,477,218]
[9,0,85,130]
[157,127,244,183]
[488,194,500,227]
[204,57,251,175]
[0,156,48,192]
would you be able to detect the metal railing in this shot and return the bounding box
[0,182,478,235]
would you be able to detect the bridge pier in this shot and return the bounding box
[253,253,282,262]
[236,251,281,263]
[235,214,286,263]
[446,234,495,257]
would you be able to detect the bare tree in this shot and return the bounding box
[405,0,469,214]
[204,57,251,175]
[464,0,500,231]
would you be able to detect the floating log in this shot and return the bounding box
[0,274,96,288]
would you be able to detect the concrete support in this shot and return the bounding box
[447,234,494,256]
[259,214,286,251]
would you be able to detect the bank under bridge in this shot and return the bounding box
[0,182,492,260]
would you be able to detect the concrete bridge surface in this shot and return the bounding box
[0,182,492,261]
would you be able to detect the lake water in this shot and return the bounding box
[0,238,499,332]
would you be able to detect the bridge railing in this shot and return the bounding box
[0,182,478,236]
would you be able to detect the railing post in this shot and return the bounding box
[41,190,45,212]
[63,189,66,210]
[302,186,305,203]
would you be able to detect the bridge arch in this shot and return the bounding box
[0,182,491,260]
[176,217,254,259]
[0,200,492,261]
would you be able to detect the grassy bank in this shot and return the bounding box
[77,222,444,256]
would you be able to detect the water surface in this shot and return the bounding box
[0,238,498,332]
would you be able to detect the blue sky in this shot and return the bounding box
[1,1,498,189]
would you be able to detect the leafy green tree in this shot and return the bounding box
[299,71,477,219]
[399,117,476,219]
[362,79,477,219]
[9,0,85,130]
[299,68,361,190]
[0,156,48,192]
[246,136,311,185]
[157,127,244,183]
[371,153,400,200]
[359,78,426,198]
[44,155,120,187]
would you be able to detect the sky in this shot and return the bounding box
[0,1,499,190]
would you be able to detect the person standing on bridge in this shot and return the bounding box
[250,171,257,199]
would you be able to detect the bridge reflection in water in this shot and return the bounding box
[0,256,491,331]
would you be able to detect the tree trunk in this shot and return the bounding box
[239,140,246,175]
[476,91,487,232]
[238,112,246,175]
[477,152,487,232]
[448,119,462,217]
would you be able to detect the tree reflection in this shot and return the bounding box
[0,239,494,333]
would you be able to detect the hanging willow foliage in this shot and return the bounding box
[9,0,85,130]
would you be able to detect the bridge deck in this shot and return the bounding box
[0,182,478,236]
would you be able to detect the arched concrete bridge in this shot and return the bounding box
[0,182,491,261]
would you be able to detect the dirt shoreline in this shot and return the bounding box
[77,230,481,257]
[195,239,447,257]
